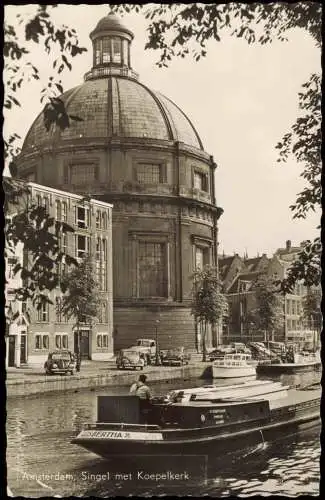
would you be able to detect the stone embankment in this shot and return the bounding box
[6,360,212,398]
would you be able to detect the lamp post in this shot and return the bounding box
[155,319,160,366]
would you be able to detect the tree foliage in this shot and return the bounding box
[301,286,322,331]
[58,254,99,325]
[4,4,87,163]
[191,266,228,360]
[4,177,77,307]
[112,3,321,66]
[248,274,284,339]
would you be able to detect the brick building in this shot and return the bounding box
[14,13,223,351]
[5,180,113,366]
[219,241,316,345]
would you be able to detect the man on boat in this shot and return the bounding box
[130,374,152,424]
[130,374,151,400]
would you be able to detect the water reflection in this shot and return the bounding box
[6,372,321,497]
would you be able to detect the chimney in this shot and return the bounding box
[286,240,291,251]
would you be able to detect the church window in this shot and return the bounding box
[102,37,111,63]
[122,39,128,65]
[95,39,102,65]
[193,170,208,192]
[195,246,209,270]
[112,38,121,64]
[70,164,96,185]
[138,242,167,297]
[136,163,162,184]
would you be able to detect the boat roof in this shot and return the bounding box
[169,380,282,395]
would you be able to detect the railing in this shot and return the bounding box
[84,66,139,81]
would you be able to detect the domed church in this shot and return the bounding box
[16,13,223,351]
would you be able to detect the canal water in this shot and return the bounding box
[6,371,321,497]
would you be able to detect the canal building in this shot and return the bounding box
[14,13,223,352]
[5,180,113,366]
[5,226,27,368]
[219,241,319,347]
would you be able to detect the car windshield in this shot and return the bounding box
[167,348,182,355]
[52,352,70,361]
[137,340,151,347]
[123,350,139,359]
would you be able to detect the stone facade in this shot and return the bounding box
[15,14,223,352]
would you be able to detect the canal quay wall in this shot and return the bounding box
[6,361,212,399]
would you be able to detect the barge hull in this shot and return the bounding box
[72,411,320,458]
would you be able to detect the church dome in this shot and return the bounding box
[21,13,204,153]
[22,78,203,150]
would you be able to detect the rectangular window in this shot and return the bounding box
[55,334,69,349]
[96,211,101,229]
[76,235,90,259]
[35,334,49,350]
[136,163,161,184]
[122,39,128,65]
[70,164,96,185]
[99,301,108,323]
[43,196,50,214]
[138,241,167,297]
[193,171,208,192]
[195,245,209,270]
[112,38,121,64]
[95,39,102,65]
[97,334,109,348]
[76,206,90,229]
[102,37,110,63]
[37,302,49,322]
[55,200,61,220]
[61,202,67,222]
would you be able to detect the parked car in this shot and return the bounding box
[133,338,158,364]
[44,350,76,375]
[116,349,146,370]
[161,347,191,366]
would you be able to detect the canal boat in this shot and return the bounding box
[256,351,321,375]
[212,353,256,378]
[71,385,320,459]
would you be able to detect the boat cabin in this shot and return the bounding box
[213,353,252,367]
[96,395,271,430]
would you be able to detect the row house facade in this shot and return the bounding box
[5,179,113,367]
[219,241,318,345]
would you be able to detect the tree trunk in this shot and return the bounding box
[76,320,81,372]
[202,321,207,362]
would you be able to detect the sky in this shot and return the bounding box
[4,4,321,257]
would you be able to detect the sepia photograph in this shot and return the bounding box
[4,2,322,497]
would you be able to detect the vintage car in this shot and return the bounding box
[116,349,146,370]
[44,350,76,375]
[161,347,191,366]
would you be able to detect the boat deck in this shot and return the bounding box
[269,387,321,410]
